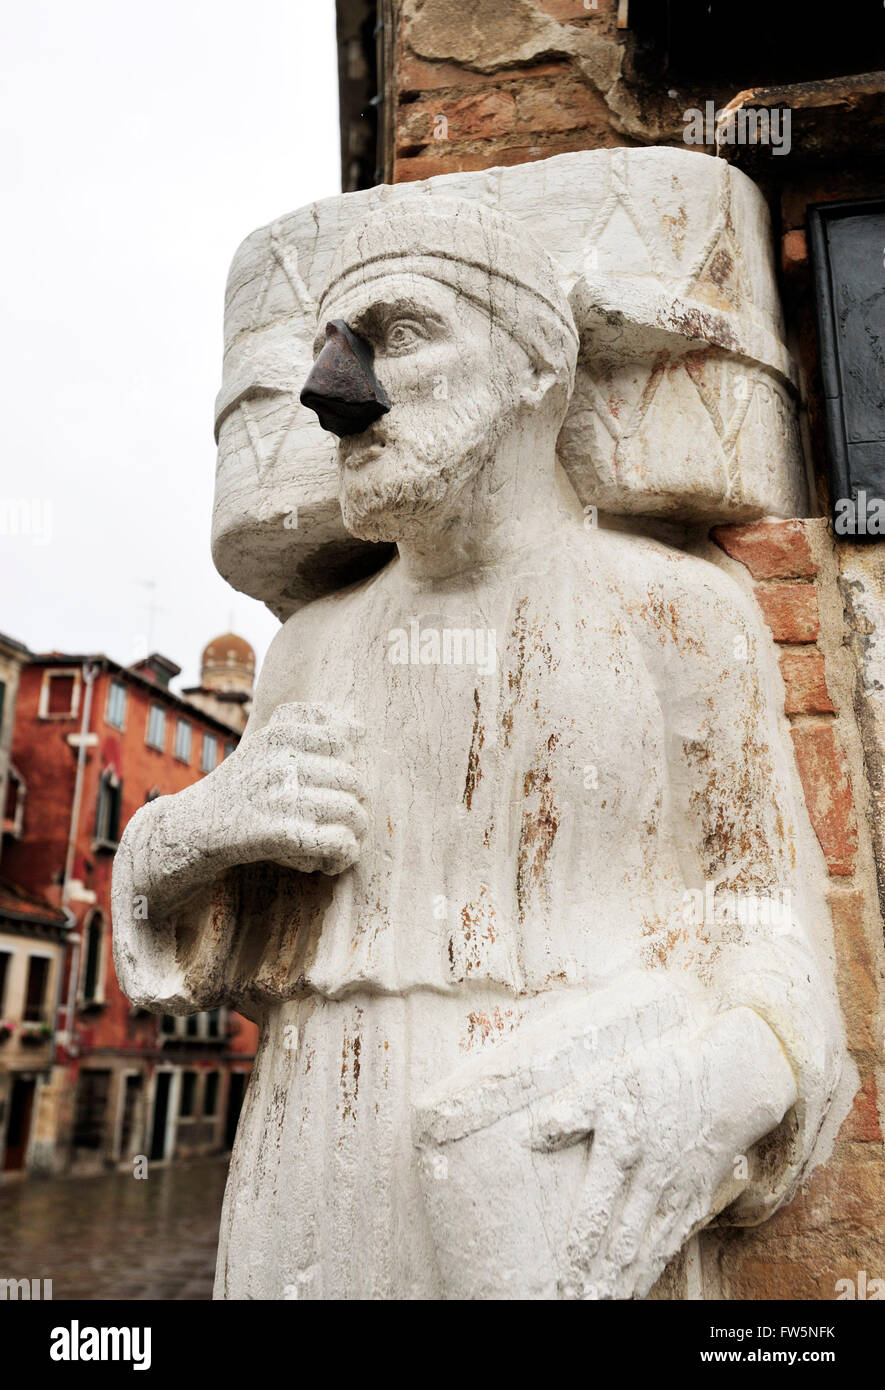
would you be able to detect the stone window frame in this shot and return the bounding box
[38,668,81,721]
[174,718,193,765]
[79,909,107,1008]
[145,702,167,752]
[4,762,26,838]
[201,731,218,774]
[104,679,127,731]
[93,767,122,851]
[22,949,52,1024]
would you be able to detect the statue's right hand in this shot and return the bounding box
[213,700,368,876]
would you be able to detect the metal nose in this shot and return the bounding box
[299,319,391,438]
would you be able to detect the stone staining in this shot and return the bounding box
[112,151,843,1300]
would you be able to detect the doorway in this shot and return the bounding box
[3,1077,36,1171]
[225,1072,247,1151]
[149,1071,172,1161]
[119,1073,144,1161]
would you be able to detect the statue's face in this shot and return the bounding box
[318,274,529,543]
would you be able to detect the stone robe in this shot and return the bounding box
[113,525,841,1298]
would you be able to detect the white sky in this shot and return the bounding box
[0,0,341,687]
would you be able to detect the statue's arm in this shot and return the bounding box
[649,558,843,1216]
[112,615,367,1013]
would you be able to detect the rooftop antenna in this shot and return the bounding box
[135,580,169,657]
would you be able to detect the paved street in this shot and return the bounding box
[0,1158,228,1299]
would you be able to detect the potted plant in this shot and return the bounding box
[20,1021,52,1044]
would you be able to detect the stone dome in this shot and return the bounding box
[201,633,256,690]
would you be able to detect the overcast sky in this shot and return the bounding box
[0,0,340,687]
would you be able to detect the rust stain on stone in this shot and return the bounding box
[516,744,560,924]
[462,1005,513,1050]
[463,687,484,810]
[707,245,733,290]
[339,1009,363,1128]
[502,597,529,747]
[447,885,498,980]
[661,201,688,257]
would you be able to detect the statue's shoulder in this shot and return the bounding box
[584,526,753,617]
[572,526,760,667]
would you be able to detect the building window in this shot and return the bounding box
[145,786,161,803]
[146,703,166,751]
[223,741,236,759]
[81,912,104,1003]
[204,1072,220,1116]
[201,733,218,773]
[179,1071,197,1118]
[40,669,79,719]
[174,719,192,763]
[3,763,25,838]
[0,950,10,1013]
[23,955,50,1022]
[159,1010,226,1043]
[105,680,127,729]
[94,769,122,847]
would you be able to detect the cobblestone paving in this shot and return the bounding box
[0,1158,229,1299]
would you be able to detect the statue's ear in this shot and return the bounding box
[518,361,560,411]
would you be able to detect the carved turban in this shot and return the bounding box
[318,197,579,394]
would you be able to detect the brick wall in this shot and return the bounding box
[710,518,885,1298]
[392,0,654,184]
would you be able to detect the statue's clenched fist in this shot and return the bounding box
[120,701,367,920]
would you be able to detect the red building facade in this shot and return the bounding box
[0,642,259,1175]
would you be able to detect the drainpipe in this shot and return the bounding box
[50,904,76,1051]
[60,661,99,1049]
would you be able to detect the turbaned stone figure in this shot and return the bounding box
[113,198,841,1300]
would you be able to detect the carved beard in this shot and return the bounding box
[338,380,509,543]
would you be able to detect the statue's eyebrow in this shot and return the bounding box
[312,295,447,355]
[350,297,443,336]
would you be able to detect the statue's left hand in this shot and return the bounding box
[530,1006,797,1299]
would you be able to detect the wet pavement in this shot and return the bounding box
[0,1158,229,1299]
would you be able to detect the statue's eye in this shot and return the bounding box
[384,318,423,354]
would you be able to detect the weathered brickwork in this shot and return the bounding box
[711,519,885,1299]
[715,521,858,877]
[391,0,673,183]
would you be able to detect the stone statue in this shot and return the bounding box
[113,184,842,1300]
